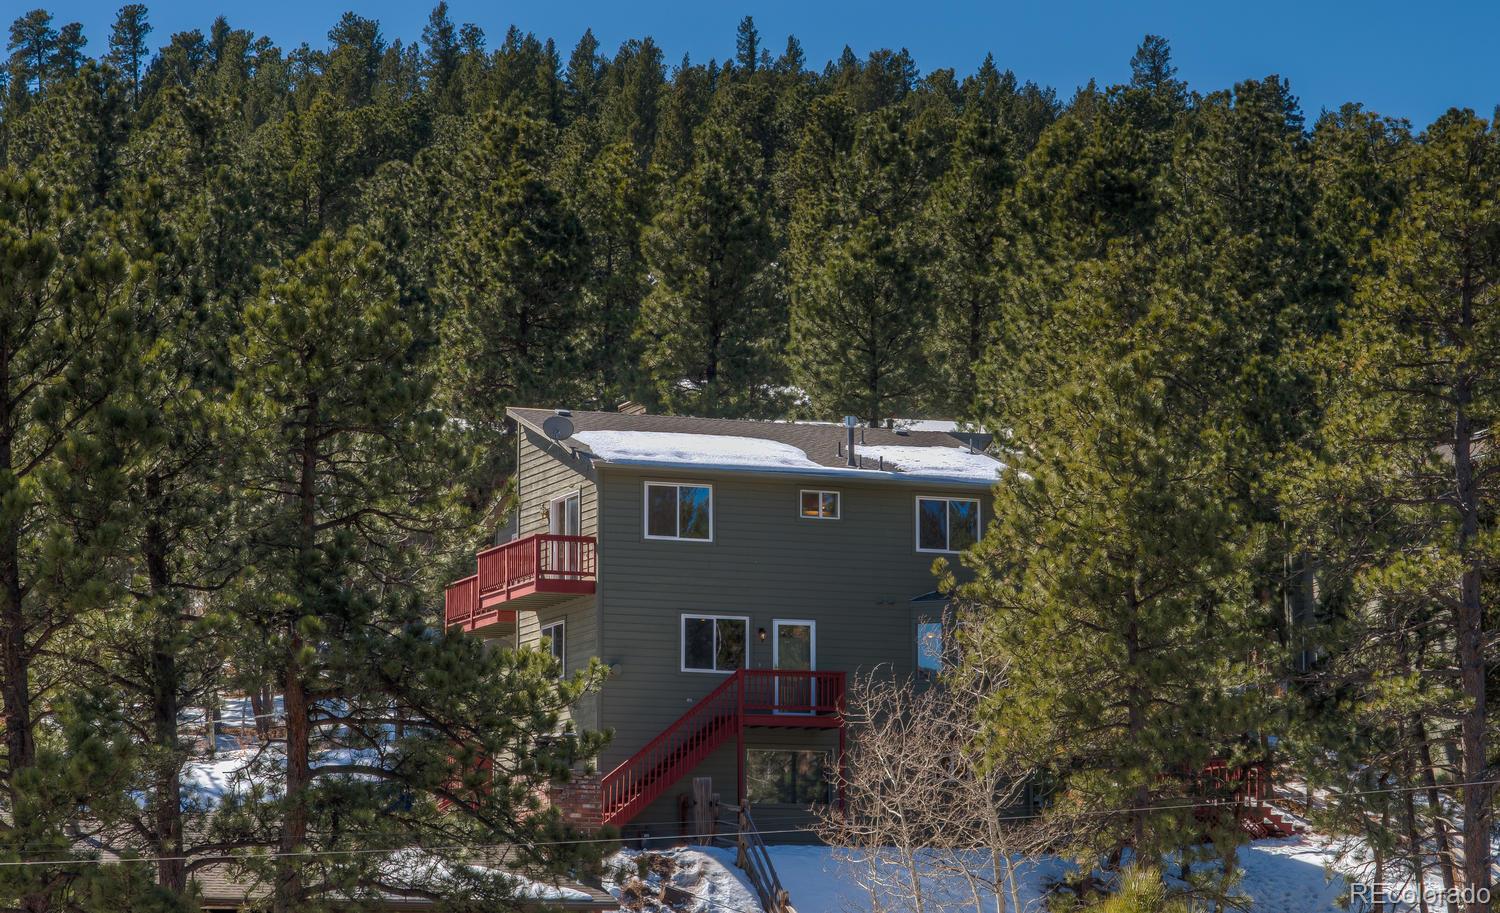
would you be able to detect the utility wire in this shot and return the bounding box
[7,775,1500,869]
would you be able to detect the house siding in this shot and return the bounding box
[515,425,598,538]
[511,423,603,733]
[591,463,990,781]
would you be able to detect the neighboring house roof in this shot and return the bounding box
[507,408,1003,487]
[74,834,616,912]
[189,861,617,912]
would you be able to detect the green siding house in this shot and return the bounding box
[442,407,1001,839]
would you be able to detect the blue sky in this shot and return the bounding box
[38,0,1500,126]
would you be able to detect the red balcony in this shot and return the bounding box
[444,534,596,634]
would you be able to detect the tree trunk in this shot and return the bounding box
[1125,595,1148,855]
[1400,748,1430,913]
[144,476,187,893]
[1451,272,1491,911]
[151,645,185,893]
[274,393,321,913]
[0,368,46,913]
[1415,719,1458,895]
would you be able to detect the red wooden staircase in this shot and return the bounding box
[1192,760,1300,839]
[599,669,845,828]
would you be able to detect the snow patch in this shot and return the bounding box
[573,430,1003,484]
[855,444,1003,483]
[181,746,387,807]
[605,847,760,913]
[607,829,1437,913]
[574,431,826,471]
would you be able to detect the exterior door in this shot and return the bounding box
[773,620,816,714]
[549,494,582,572]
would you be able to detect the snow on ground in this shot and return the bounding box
[575,431,828,472]
[608,829,1446,913]
[854,444,1003,483]
[181,746,387,807]
[605,847,762,913]
[385,848,595,902]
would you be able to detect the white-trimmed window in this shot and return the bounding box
[799,489,840,519]
[916,497,981,553]
[645,482,713,541]
[681,614,747,673]
[541,620,565,676]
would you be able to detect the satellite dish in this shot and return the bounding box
[543,415,575,441]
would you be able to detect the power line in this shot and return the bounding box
[0,827,814,868]
[7,774,1500,869]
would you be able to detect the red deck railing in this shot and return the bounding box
[444,533,596,628]
[444,574,480,627]
[599,669,845,827]
[1196,759,1271,806]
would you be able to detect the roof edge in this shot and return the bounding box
[589,456,997,488]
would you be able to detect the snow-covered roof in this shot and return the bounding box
[573,431,827,472]
[510,408,1003,488]
[854,444,1003,483]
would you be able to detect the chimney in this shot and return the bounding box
[618,400,647,415]
[844,415,858,467]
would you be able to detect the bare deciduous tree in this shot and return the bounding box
[817,613,1059,913]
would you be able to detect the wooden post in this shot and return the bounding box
[737,804,751,870]
[736,672,746,806]
[692,777,714,844]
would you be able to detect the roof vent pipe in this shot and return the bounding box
[844,416,858,467]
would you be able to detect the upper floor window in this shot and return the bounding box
[916,496,981,553]
[645,482,713,541]
[799,489,840,520]
[541,620,565,677]
[681,614,746,673]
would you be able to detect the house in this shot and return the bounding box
[442,407,1003,839]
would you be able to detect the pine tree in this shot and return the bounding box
[638,118,785,416]
[556,127,655,406]
[229,227,608,913]
[960,237,1268,892]
[788,105,934,424]
[91,138,251,894]
[734,16,759,73]
[961,39,1271,894]
[230,230,448,912]
[563,28,603,121]
[0,170,171,912]
[105,4,151,105]
[419,2,459,111]
[1286,109,1500,911]
[6,9,56,98]
[434,111,587,431]
[924,101,1013,415]
[48,22,85,79]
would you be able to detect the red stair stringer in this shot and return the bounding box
[599,671,746,827]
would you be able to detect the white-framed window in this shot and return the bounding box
[681,614,747,673]
[798,489,840,519]
[645,482,713,541]
[915,496,981,553]
[541,620,565,676]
